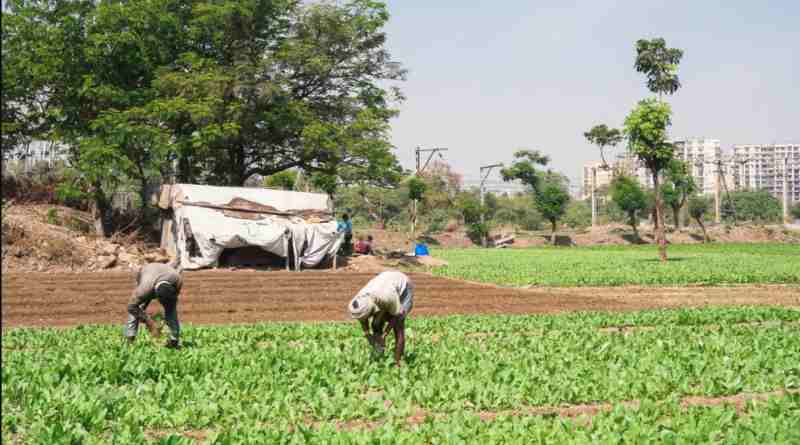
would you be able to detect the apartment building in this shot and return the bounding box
[732,144,800,203]
[672,138,724,195]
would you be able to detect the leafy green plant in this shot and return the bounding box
[45,208,59,226]
[432,243,800,287]
[3,306,799,443]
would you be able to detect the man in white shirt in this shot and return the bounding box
[348,270,414,367]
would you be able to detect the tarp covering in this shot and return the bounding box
[159,184,342,270]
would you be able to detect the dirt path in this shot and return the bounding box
[2,271,798,328]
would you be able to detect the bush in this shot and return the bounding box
[722,190,782,223]
[563,201,591,229]
[46,208,59,225]
[791,203,800,221]
[425,209,450,234]
[466,222,490,245]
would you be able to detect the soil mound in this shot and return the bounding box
[2,203,168,273]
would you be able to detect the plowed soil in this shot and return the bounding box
[2,271,798,328]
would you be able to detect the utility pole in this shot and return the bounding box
[412,146,448,239]
[784,156,790,224]
[714,160,721,224]
[592,166,597,228]
[479,163,503,247]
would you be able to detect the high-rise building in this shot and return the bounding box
[731,144,800,203]
[671,138,724,196]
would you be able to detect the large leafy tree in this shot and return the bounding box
[610,175,648,239]
[661,159,697,229]
[2,0,404,236]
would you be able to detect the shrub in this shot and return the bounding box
[466,222,490,245]
[46,208,60,225]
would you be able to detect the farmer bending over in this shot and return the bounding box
[348,270,414,366]
[125,262,183,348]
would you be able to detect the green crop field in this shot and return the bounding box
[431,243,800,287]
[3,306,799,443]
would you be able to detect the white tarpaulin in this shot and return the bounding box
[159,184,343,270]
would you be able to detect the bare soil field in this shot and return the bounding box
[2,270,798,328]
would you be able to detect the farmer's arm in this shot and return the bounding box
[360,318,371,339]
[128,286,152,320]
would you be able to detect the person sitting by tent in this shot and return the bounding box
[125,262,183,348]
[337,213,353,255]
[348,270,414,367]
[354,235,374,255]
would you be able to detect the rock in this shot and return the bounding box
[103,243,120,256]
[118,251,139,265]
[97,255,117,269]
[143,252,170,263]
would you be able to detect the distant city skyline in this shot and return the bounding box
[383,0,799,186]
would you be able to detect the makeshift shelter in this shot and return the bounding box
[158,184,343,270]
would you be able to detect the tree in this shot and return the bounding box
[722,190,782,223]
[501,150,569,244]
[792,203,800,221]
[688,195,711,243]
[407,176,426,236]
[563,200,591,229]
[534,176,570,245]
[263,170,298,190]
[500,150,550,193]
[661,159,697,229]
[3,0,405,236]
[623,98,675,261]
[634,38,684,100]
[583,124,623,167]
[628,37,684,261]
[609,175,648,238]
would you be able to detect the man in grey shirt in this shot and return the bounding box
[125,262,183,348]
[348,271,414,367]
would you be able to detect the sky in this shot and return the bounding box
[382,0,800,188]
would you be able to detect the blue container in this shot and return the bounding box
[414,243,429,256]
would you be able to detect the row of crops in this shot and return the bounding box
[3,306,799,443]
[431,243,800,286]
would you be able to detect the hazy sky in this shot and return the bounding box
[382,0,799,187]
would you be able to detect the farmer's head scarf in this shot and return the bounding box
[349,293,375,320]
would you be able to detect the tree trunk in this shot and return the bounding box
[91,186,112,238]
[550,220,557,245]
[629,211,639,239]
[177,153,192,183]
[696,218,709,243]
[672,205,681,230]
[652,172,668,262]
